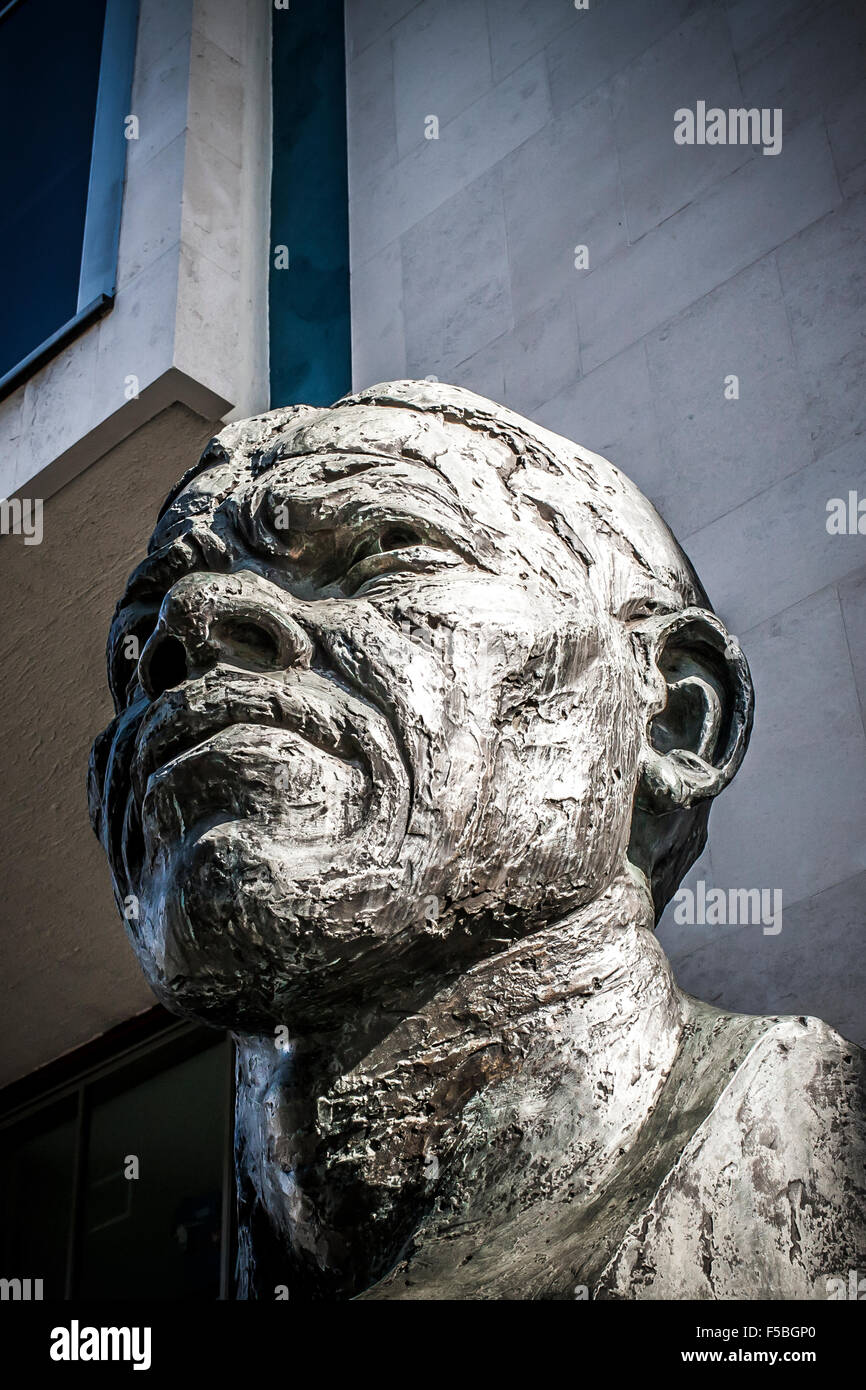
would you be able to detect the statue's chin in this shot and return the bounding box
[130,814,421,1032]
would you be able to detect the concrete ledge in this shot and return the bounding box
[5,366,231,508]
[0,0,270,503]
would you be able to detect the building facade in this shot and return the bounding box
[1,0,864,1297]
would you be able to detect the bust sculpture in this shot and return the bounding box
[89,380,865,1299]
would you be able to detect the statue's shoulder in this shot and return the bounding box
[720,1011,865,1179]
[596,1009,866,1299]
[718,1007,865,1108]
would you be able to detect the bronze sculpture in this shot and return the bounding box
[89,380,865,1299]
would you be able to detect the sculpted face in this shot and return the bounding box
[89,382,751,1032]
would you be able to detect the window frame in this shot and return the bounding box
[0,1007,236,1300]
[0,0,140,404]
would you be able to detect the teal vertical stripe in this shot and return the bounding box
[269,0,351,408]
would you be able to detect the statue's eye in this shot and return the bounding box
[341,522,443,595]
[353,525,422,563]
[379,525,421,551]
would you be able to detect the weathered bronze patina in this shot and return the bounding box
[89,381,866,1299]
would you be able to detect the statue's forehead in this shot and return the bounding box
[253,404,518,491]
[153,405,606,585]
[156,405,512,526]
[211,406,536,542]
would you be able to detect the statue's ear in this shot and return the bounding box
[633,607,754,816]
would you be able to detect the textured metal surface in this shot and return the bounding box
[89,380,865,1299]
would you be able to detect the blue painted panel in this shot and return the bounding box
[0,0,107,381]
[270,0,351,408]
[0,0,139,400]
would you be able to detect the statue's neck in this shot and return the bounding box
[232,870,686,1299]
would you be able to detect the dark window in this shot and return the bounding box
[0,0,139,400]
[0,1096,77,1299]
[0,1012,235,1300]
[270,0,350,407]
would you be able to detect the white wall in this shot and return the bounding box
[0,0,272,505]
[0,0,273,1085]
[346,0,866,1043]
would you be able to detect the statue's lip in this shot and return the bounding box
[131,669,363,793]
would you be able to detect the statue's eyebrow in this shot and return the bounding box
[117,531,226,610]
[250,452,487,539]
[322,469,472,526]
[156,446,229,519]
[292,465,497,567]
[259,446,464,500]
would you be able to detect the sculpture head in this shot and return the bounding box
[89,381,752,1034]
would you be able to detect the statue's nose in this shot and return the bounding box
[138,571,313,700]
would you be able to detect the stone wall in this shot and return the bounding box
[346,0,866,1042]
